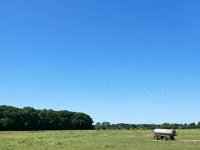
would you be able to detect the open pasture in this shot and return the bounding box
[0,130,200,150]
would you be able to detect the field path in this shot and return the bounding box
[178,140,200,142]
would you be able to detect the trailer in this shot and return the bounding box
[154,129,177,140]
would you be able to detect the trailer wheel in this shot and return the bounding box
[170,136,175,140]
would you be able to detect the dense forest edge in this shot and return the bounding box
[1,105,200,131]
[94,122,200,130]
[0,105,93,130]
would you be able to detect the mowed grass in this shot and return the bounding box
[0,130,200,150]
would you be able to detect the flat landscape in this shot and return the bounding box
[0,130,200,150]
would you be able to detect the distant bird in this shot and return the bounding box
[105,84,110,88]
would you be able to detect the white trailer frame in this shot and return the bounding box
[154,129,177,140]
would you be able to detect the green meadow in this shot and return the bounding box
[0,130,200,150]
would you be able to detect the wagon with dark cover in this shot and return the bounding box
[154,129,177,140]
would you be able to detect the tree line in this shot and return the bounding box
[1,105,199,131]
[0,105,93,130]
[95,122,200,130]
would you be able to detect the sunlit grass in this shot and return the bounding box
[0,130,200,150]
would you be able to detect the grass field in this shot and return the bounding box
[0,130,200,150]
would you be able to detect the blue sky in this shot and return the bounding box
[0,0,200,124]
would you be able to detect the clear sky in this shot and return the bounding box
[0,0,200,124]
